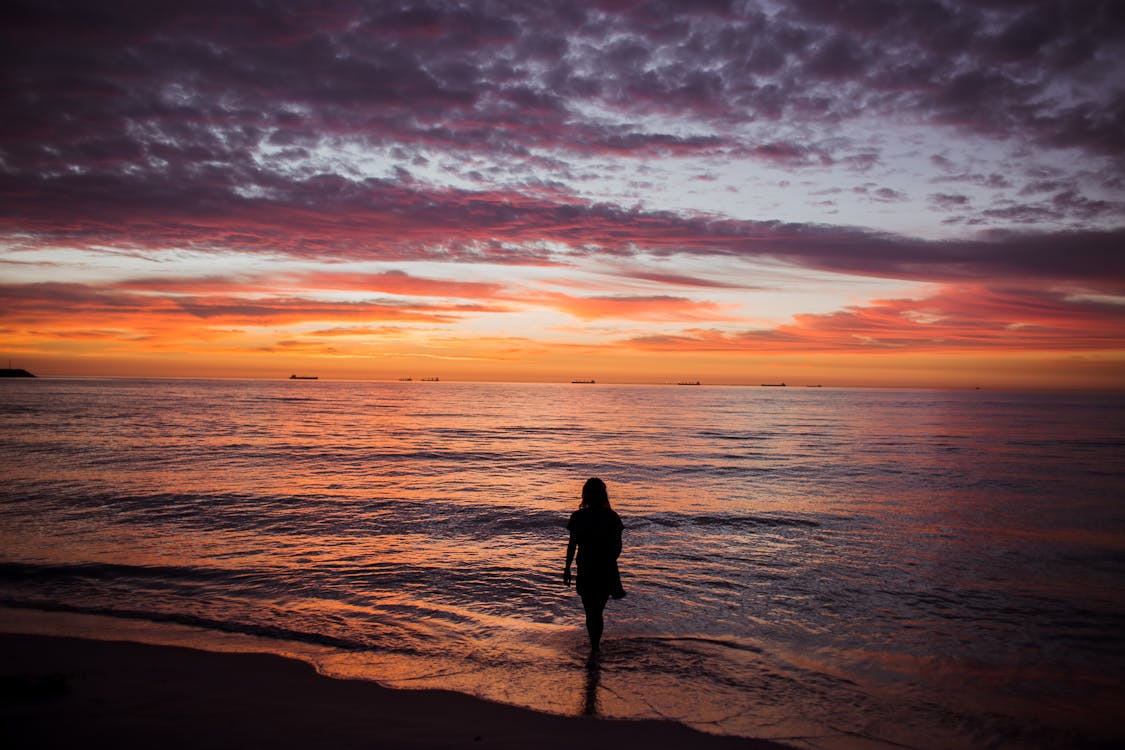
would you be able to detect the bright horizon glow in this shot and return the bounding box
[2,2,1123,389]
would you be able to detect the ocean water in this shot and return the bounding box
[1,378,1122,749]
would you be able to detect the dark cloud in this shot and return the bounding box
[1,0,1123,298]
[930,192,971,210]
[615,268,753,289]
[3,0,1122,177]
[748,141,832,166]
[0,279,493,327]
[977,189,1122,225]
[2,164,1122,291]
[872,187,908,202]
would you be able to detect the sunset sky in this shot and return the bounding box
[2,0,1123,387]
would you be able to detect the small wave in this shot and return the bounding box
[0,599,366,650]
[667,464,759,477]
[640,513,819,530]
[645,634,765,654]
[0,560,232,584]
[251,396,320,403]
[696,431,770,441]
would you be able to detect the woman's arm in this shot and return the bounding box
[563,536,576,585]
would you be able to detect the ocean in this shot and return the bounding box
[1,378,1122,749]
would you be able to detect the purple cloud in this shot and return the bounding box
[1,0,1122,296]
[3,0,1122,174]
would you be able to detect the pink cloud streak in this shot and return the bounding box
[627,285,1125,353]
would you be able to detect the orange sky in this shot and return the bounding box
[4,272,1123,388]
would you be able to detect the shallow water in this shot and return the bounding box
[1,379,1122,748]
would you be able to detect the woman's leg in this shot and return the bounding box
[580,593,610,651]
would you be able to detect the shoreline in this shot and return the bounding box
[1,633,790,749]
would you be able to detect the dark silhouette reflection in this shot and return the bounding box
[582,653,601,716]
[563,477,626,652]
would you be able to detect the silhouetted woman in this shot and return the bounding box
[563,477,625,652]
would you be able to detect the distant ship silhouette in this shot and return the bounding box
[289,374,318,380]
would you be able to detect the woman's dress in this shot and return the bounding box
[567,507,625,599]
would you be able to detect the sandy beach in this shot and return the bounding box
[1,634,787,749]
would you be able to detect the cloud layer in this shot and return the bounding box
[2,1,1123,383]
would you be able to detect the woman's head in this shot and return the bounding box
[580,477,610,509]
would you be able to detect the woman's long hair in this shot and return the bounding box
[579,477,611,509]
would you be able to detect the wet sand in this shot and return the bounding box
[0,634,788,749]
